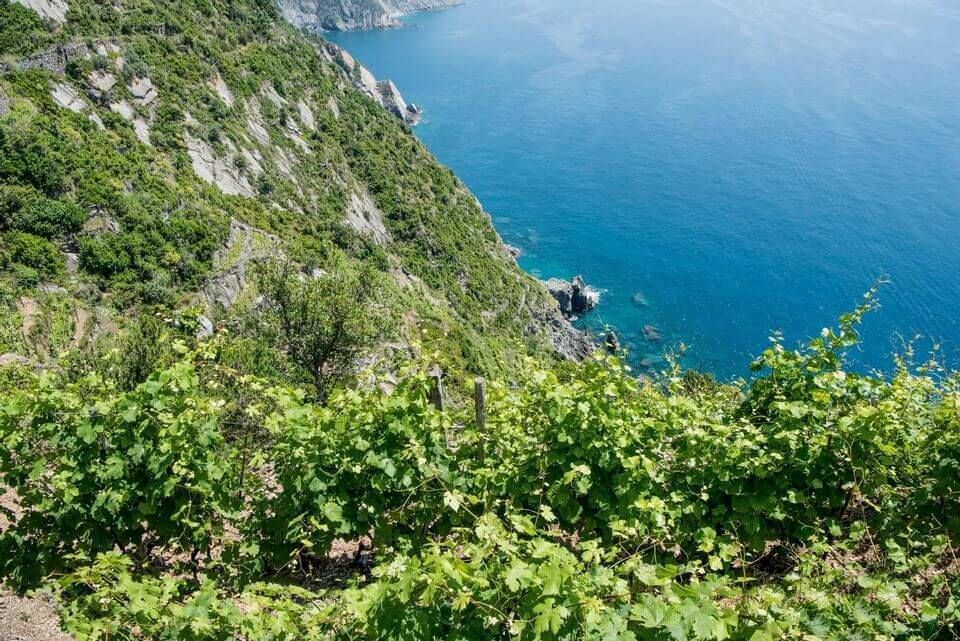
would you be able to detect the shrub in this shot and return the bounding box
[0,186,86,238]
[256,258,393,401]
[1,231,63,279]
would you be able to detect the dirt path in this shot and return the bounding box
[0,590,72,641]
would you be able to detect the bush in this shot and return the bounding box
[79,234,133,277]
[1,231,63,279]
[256,258,393,401]
[0,2,52,56]
[0,186,87,238]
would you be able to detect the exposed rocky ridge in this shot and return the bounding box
[1,0,594,399]
[279,0,460,32]
[319,41,421,125]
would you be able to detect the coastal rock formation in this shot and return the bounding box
[544,276,599,319]
[320,42,422,125]
[376,80,423,125]
[279,0,460,32]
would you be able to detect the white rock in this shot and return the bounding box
[184,132,254,198]
[14,0,68,24]
[110,99,134,120]
[196,315,214,339]
[298,99,315,130]
[51,83,86,113]
[129,77,157,106]
[327,96,340,119]
[345,190,391,246]
[88,70,117,93]
[208,72,234,107]
[261,82,288,107]
[245,99,271,146]
[133,118,151,145]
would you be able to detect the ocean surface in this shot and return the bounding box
[328,0,960,379]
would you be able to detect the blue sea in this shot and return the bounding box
[328,0,960,379]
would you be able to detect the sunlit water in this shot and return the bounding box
[329,0,960,379]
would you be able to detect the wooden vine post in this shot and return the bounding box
[428,365,445,412]
[474,377,486,432]
[474,377,487,462]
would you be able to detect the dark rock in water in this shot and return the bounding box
[504,244,522,259]
[605,331,620,353]
[544,275,599,319]
[643,324,663,343]
[631,292,648,307]
[405,103,424,125]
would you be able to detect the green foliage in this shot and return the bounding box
[0,185,86,238]
[255,258,393,401]
[0,2,54,57]
[1,230,63,279]
[0,351,241,588]
[1,305,959,639]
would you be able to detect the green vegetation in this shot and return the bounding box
[1,0,958,639]
[1,295,958,639]
[0,0,559,377]
[0,2,53,57]
[255,258,393,401]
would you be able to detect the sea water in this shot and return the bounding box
[328,0,960,379]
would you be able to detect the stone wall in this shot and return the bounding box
[0,43,90,75]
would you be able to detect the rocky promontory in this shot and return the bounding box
[544,276,600,319]
[279,0,461,33]
[320,42,422,125]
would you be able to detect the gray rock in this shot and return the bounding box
[643,324,663,343]
[0,88,9,118]
[196,315,215,339]
[83,210,121,234]
[37,283,68,294]
[504,244,522,259]
[0,353,32,368]
[321,42,421,125]
[544,275,599,319]
[13,0,69,24]
[278,0,460,32]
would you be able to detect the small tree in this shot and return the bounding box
[257,258,391,402]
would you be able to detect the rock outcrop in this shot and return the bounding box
[320,42,422,125]
[13,0,69,25]
[203,220,280,310]
[376,80,422,124]
[279,0,460,32]
[544,276,599,319]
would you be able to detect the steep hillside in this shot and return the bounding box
[0,0,588,380]
[279,0,460,32]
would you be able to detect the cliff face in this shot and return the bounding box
[320,42,421,124]
[1,0,588,379]
[279,0,460,32]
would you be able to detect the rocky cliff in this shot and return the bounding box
[1,0,591,380]
[320,41,422,124]
[279,0,460,32]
